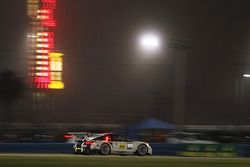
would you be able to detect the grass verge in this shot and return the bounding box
[0,154,250,167]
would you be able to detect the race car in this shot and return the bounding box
[73,133,152,156]
[73,132,100,154]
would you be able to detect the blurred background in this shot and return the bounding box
[0,0,250,146]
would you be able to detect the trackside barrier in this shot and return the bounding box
[176,144,250,157]
[0,143,250,157]
[0,143,74,153]
[177,144,238,157]
[150,143,181,155]
[238,144,250,157]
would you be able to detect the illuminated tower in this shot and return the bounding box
[27,0,64,90]
[26,0,64,124]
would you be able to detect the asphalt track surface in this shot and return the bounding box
[0,153,249,160]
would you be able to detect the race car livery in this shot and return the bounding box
[73,133,152,156]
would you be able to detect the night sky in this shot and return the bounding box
[1,0,250,126]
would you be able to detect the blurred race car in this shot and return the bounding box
[73,132,99,154]
[73,133,152,156]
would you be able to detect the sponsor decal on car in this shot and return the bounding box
[127,143,133,150]
[119,144,125,149]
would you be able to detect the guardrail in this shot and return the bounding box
[0,143,250,157]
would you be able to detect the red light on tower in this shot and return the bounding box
[42,21,56,27]
[41,0,56,3]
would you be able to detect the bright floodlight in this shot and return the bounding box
[243,74,250,78]
[139,33,160,52]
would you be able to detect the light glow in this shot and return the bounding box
[139,32,161,52]
[50,61,62,71]
[48,81,64,89]
[105,136,111,142]
[49,52,63,57]
[64,135,72,139]
[34,77,50,83]
[42,21,56,27]
[36,44,49,48]
[37,32,49,36]
[49,53,63,71]
[28,0,64,90]
[36,55,49,59]
[27,34,37,38]
[85,141,95,145]
[37,15,49,19]
[35,83,49,89]
[243,74,250,78]
[50,72,62,80]
[36,61,49,65]
[41,0,56,3]
[36,66,49,71]
[37,38,49,42]
[35,72,49,77]
[36,49,49,53]
[37,9,51,14]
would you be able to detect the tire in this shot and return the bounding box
[136,144,148,156]
[99,143,111,155]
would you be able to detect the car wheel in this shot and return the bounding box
[136,144,148,156]
[99,143,110,155]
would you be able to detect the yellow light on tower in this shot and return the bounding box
[48,52,64,89]
[48,81,64,89]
